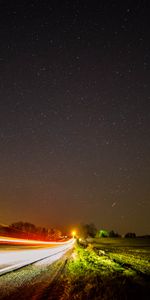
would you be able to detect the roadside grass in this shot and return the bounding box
[55,242,150,300]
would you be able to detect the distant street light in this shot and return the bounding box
[72,230,76,238]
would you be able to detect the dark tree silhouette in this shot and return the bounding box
[9,222,62,241]
[109,230,120,237]
[79,223,97,239]
[125,232,136,238]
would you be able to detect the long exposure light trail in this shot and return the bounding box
[0,236,72,245]
[0,238,75,276]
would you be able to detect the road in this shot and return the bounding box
[0,236,74,276]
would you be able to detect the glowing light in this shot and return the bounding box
[72,230,76,237]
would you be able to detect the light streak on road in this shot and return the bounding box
[0,236,71,245]
[0,238,75,276]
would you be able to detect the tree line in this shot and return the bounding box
[78,223,137,239]
[0,221,62,241]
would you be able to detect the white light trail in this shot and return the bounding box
[0,238,75,276]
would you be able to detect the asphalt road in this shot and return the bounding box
[0,238,74,276]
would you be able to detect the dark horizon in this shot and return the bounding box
[0,1,150,236]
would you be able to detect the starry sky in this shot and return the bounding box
[0,1,150,235]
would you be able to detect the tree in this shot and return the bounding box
[10,221,24,231]
[10,222,36,234]
[109,230,116,237]
[79,223,97,239]
[10,222,49,240]
[99,229,109,237]
[48,228,62,240]
[9,221,62,241]
[109,230,120,237]
[125,232,136,238]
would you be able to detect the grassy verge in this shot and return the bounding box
[49,243,150,300]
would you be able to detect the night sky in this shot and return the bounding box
[0,1,150,235]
